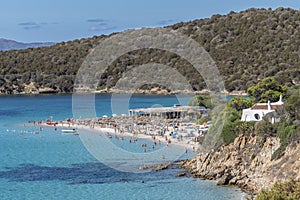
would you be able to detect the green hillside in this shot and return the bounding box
[0,7,299,94]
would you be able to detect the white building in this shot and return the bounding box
[241,95,283,123]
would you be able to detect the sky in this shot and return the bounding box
[1,0,300,43]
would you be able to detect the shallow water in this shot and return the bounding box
[0,94,244,200]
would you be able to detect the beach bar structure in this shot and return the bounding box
[129,105,209,120]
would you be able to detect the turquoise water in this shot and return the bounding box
[0,94,244,200]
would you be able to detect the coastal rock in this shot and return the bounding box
[177,172,186,177]
[139,162,172,171]
[24,82,38,94]
[38,87,57,94]
[217,173,233,185]
[182,134,300,194]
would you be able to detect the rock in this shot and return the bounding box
[217,174,233,185]
[24,82,38,94]
[240,136,246,149]
[177,172,186,177]
[119,178,128,182]
[181,134,300,194]
[139,165,148,170]
[229,176,241,185]
[38,87,57,93]
[139,162,171,171]
[233,136,241,146]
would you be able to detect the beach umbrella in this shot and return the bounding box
[173,131,178,137]
[170,121,176,125]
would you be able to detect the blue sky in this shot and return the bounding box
[1,0,300,42]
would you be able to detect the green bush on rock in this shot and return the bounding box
[256,180,300,200]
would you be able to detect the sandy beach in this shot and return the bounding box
[60,124,199,152]
[46,115,202,153]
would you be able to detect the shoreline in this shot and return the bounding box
[180,134,300,197]
[48,120,201,173]
[53,122,200,152]
[43,120,248,198]
[0,89,248,96]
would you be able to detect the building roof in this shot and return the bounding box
[129,106,207,114]
[251,104,282,110]
[249,95,284,111]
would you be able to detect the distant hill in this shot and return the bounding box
[0,7,299,94]
[0,38,54,51]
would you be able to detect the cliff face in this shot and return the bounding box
[181,134,300,194]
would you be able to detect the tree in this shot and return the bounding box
[188,95,213,109]
[228,96,254,111]
[284,88,300,121]
[247,77,289,102]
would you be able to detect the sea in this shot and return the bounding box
[0,94,245,200]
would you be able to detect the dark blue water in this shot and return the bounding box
[0,94,244,200]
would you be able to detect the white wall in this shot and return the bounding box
[241,109,274,122]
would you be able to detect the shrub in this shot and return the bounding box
[271,122,297,160]
[256,180,300,200]
[197,115,210,125]
[188,94,213,109]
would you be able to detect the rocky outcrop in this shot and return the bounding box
[95,87,195,95]
[23,82,39,94]
[139,162,172,171]
[95,88,244,95]
[38,87,57,94]
[0,82,58,95]
[180,134,300,194]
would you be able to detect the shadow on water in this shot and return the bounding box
[0,109,21,117]
[0,162,185,185]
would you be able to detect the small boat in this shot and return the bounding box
[61,129,76,134]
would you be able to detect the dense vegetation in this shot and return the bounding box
[256,180,300,200]
[247,77,289,102]
[0,36,106,93]
[178,7,300,91]
[1,7,300,94]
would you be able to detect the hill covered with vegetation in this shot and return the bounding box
[0,7,299,94]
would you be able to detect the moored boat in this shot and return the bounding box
[61,129,76,133]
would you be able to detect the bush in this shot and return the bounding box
[271,121,297,160]
[188,94,213,109]
[220,120,255,145]
[255,120,277,137]
[221,120,240,145]
[197,115,210,125]
[218,107,241,145]
[256,180,300,200]
[284,89,300,122]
